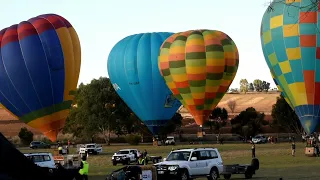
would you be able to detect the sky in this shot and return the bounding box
[0,0,276,89]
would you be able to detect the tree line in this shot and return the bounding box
[61,77,304,142]
[229,79,274,94]
[62,77,182,144]
[17,77,304,145]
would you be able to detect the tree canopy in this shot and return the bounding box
[231,107,268,138]
[271,95,303,134]
[63,77,181,143]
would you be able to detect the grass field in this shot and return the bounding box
[19,142,320,180]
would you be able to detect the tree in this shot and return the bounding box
[64,77,135,144]
[158,113,183,140]
[205,107,228,134]
[253,79,263,92]
[18,127,33,145]
[231,107,269,138]
[271,95,303,134]
[262,81,271,92]
[240,79,249,94]
[229,88,239,93]
[249,83,254,92]
[227,100,236,113]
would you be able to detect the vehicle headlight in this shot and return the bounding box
[112,157,114,159]
[168,165,179,171]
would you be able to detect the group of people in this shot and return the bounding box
[137,149,148,165]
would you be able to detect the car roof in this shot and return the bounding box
[119,149,137,151]
[172,148,217,152]
[24,152,52,156]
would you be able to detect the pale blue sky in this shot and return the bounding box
[0,0,275,89]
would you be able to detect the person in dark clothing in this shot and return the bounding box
[251,142,256,158]
[291,142,296,156]
[143,149,148,157]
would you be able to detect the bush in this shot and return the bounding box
[18,127,33,145]
[125,134,141,145]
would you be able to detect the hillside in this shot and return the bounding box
[0,92,281,137]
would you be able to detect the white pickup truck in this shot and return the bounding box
[111,149,140,166]
[24,152,56,169]
[78,143,102,155]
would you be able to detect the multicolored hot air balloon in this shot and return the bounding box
[158,29,239,130]
[0,14,81,142]
[107,32,181,135]
[261,0,320,134]
[271,70,295,109]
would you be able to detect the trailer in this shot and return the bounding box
[145,155,162,164]
[221,158,259,179]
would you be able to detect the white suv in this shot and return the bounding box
[24,152,56,169]
[154,148,223,180]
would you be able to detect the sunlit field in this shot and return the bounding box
[18,142,320,180]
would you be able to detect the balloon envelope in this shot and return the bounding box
[107,32,181,135]
[0,14,81,141]
[158,30,239,126]
[261,0,320,134]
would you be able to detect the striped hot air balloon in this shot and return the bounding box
[0,14,81,142]
[270,70,294,109]
[158,29,239,128]
[261,0,320,134]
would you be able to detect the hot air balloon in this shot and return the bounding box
[260,0,320,134]
[0,14,81,142]
[271,70,294,109]
[107,32,181,135]
[158,29,239,135]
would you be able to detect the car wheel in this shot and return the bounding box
[207,168,219,180]
[223,174,231,179]
[179,169,189,180]
[245,172,253,179]
[112,162,117,166]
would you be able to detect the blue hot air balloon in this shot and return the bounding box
[107,32,182,135]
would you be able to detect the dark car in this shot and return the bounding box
[30,141,51,149]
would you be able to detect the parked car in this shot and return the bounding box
[24,152,56,169]
[165,136,175,145]
[252,135,267,144]
[30,141,51,149]
[78,143,102,155]
[154,148,224,180]
[112,149,140,166]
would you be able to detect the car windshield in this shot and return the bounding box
[86,145,95,148]
[117,151,129,154]
[167,138,173,140]
[166,151,190,161]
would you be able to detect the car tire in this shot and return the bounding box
[245,172,253,179]
[179,169,190,180]
[207,168,219,180]
[112,162,117,166]
[223,174,231,179]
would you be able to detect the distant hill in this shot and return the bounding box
[0,92,281,137]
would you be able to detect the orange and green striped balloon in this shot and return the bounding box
[158,29,239,126]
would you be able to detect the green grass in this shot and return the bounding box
[19,142,320,179]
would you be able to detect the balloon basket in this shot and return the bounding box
[305,147,316,157]
[197,131,204,138]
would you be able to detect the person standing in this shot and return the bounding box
[137,155,146,165]
[251,142,256,158]
[78,155,89,180]
[291,142,296,157]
